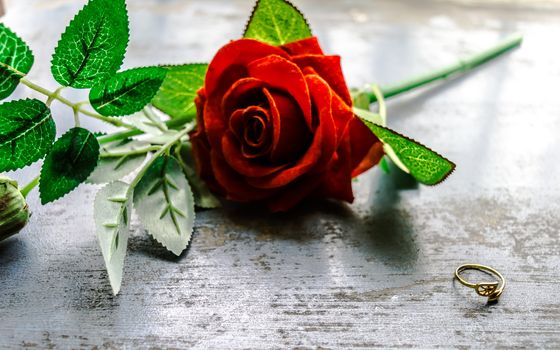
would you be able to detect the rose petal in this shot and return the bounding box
[280,37,324,56]
[191,88,208,138]
[190,132,224,196]
[292,55,353,106]
[229,106,270,142]
[328,83,354,144]
[243,113,267,148]
[204,95,229,150]
[222,78,266,118]
[352,140,384,177]
[210,149,274,202]
[247,75,337,189]
[228,109,245,141]
[318,136,354,203]
[205,39,289,96]
[247,55,313,131]
[263,88,311,164]
[222,132,286,178]
[349,117,384,177]
[266,175,322,212]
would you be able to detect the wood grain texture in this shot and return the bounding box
[1,0,560,348]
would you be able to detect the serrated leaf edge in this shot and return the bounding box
[93,180,131,294]
[242,0,313,42]
[363,120,456,186]
[0,99,54,172]
[133,156,195,256]
[0,23,35,78]
[39,128,100,204]
[50,0,130,88]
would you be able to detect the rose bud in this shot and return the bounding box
[190,37,384,211]
[0,175,30,241]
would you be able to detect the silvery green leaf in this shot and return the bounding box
[140,130,179,145]
[101,139,150,154]
[94,181,131,295]
[123,110,167,136]
[87,154,146,184]
[133,156,195,256]
[177,143,221,209]
[353,107,385,127]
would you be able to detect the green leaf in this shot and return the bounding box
[243,0,312,46]
[39,127,100,204]
[176,142,221,209]
[51,0,129,88]
[0,99,55,172]
[133,156,195,256]
[0,24,34,100]
[352,91,371,111]
[94,181,130,295]
[379,157,390,174]
[90,67,167,117]
[360,120,455,185]
[152,64,207,120]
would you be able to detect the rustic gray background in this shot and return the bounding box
[1,0,559,348]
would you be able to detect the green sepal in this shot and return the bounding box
[90,67,167,117]
[51,0,129,88]
[0,99,55,172]
[0,24,34,100]
[360,120,455,185]
[243,0,312,46]
[152,64,208,120]
[39,127,100,204]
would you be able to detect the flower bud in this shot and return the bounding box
[0,175,30,241]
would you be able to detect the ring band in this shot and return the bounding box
[455,263,505,302]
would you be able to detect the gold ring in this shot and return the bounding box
[454,263,505,303]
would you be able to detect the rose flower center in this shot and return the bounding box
[226,86,312,165]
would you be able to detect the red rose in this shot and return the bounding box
[190,37,384,211]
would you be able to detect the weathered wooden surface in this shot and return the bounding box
[1,0,560,348]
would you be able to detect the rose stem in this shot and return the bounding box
[19,78,132,128]
[367,33,523,103]
[19,34,522,196]
[19,114,195,196]
[96,113,195,144]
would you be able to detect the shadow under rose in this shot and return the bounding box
[215,165,420,269]
[350,166,420,269]
[220,197,356,243]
